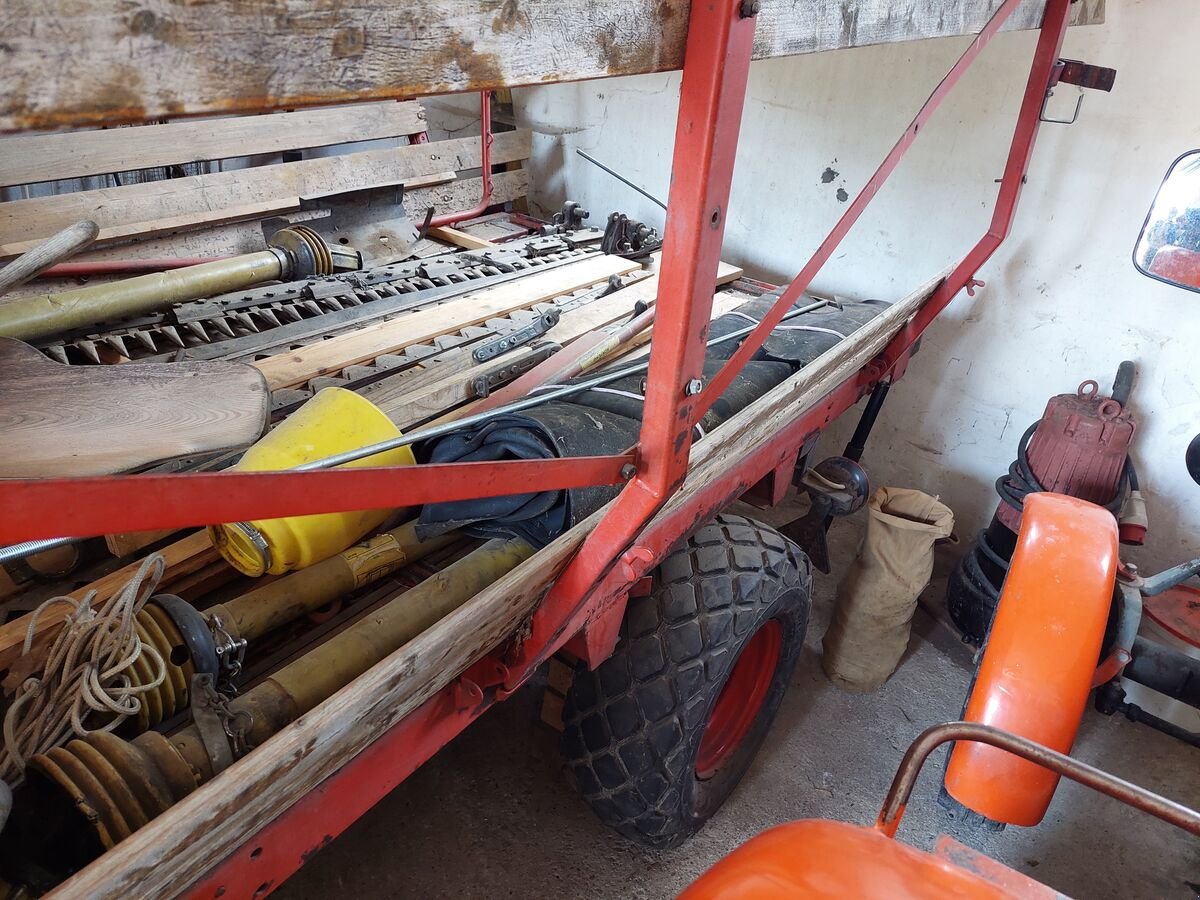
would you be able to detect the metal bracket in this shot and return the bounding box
[209,614,248,696]
[453,657,510,711]
[471,343,560,398]
[473,309,560,361]
[1041,58,1116,124]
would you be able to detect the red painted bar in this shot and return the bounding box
[506,0,760,680]
[694,0,1029,417]
[0,455,630,543]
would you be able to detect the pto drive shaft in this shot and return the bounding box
[30,537,534,850]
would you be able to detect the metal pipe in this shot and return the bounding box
[0,220,98,295]
[0,536,78,566]
[0,226,338,343]
[575,149,667,211]
[1138,556,1200,596]
[36,257,225,278]
[427,91,493,228]
[124,520,458,729]
[208,520,456,643]
[30,536,535,849]
[875,721,1200,839]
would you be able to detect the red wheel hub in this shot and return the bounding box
[695,619,782,779]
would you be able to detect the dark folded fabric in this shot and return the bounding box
[416,404,641,548]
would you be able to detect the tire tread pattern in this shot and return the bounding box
[561,514,812,846]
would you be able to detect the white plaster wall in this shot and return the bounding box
[514,0,1200,573]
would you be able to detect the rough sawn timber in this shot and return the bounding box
[48,269,946,899]
[0,1,1103,132]
[0,101,426,188]
[0,131,532,254]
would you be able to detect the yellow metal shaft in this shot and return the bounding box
[210,520,456,642]
[31,537,536,848]
[0,250,283,342]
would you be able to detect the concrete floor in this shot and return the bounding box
[281,515,1200,900]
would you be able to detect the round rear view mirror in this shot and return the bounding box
[1133,150,1200,293]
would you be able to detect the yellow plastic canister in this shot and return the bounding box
[209,387,415,576]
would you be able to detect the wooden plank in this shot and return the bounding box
[425,226,496,250]
[104,529,176,559]
[252,253,640,389]
[0,2,1102,133]
[0,338,270,477]
[0,531,219,674]
[0,130,532,253]
[373,345,542,427]
[8,170,530,275]
[0,102,425,188]
[0,198,303,260]
[47,273,947,900]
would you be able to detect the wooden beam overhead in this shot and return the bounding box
[0,102,426,188]
[0,1,1103,133]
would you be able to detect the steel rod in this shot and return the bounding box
[876,721,1200,839]
[575,149,667,211]
[0,301,828,558]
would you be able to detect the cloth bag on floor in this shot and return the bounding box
[822,487,954,692]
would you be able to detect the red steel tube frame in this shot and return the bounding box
[6,0,1080,893]
[427,90,494,228]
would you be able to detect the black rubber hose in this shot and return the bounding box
[1111,360,1136,407]
[995,422,1136,515]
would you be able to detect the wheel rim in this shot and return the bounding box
[695,619,782,779]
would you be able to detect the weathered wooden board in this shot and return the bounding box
[425,225,497,250]
[0,102,425,188]
[0,171,531,282]
[47,270,947,899]
[253,253,640,389]
[0,1,1103,133]
[0,337,270,477]
[0,130,531,254]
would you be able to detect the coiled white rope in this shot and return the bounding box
[0,553,169,785]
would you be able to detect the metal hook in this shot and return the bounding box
[1040,87,1084,125]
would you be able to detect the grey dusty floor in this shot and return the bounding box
[281,515,1200,900]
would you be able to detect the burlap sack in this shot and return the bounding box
[822,487,954,692]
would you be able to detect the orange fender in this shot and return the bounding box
[679,820,1020,899]
[945,493,1117,826]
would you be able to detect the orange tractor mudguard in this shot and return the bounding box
[945,492,1118,825]
[682,722,1200,899]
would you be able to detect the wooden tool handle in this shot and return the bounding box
[0,219,98,297]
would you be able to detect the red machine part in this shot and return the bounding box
[24,0,1095,893]
[694,620,782,778]
[945,493,1118,826]
[1144,583,1200,650]
[996,380,1135,534]
[1148,244,1200,287]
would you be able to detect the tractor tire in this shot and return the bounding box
[560,514,812,848]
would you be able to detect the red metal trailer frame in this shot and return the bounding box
[2,0,1080,894]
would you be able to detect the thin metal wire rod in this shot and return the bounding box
[0,537,79,566]
[575,149,667,211]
